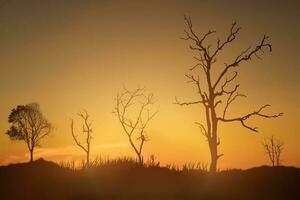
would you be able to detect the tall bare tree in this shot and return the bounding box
[262,136,284,166]
[6,103,53,162]
[70,110,93,167]
[175,16,283,172]
[113,87,158,166]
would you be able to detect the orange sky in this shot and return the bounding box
[0,0,299,169]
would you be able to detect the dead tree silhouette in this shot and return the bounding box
[5,103,52,162]
[113,87,158,166]
[262,136,284,166]
[175,15,283,173]
[70,110,93,167]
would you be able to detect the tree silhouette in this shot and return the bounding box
[175,16,283,172]
[113,87,158,166]
[5,103,52,162]
[70,110,93,167]
[262,136,284,166]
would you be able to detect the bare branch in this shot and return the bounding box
[181,15,215,61]
[211,21,241,58]
[218,104,283,132]
[223,92,246,118]
[217,154,224,159]
[214,71,239,97]
[213,35,272,89]
[71,119,88,152]
[195,122,209,139]
[174,97,203,106]
[191,55,207,72]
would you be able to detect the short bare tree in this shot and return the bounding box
[262,136,284,166]
[70,110,93,167]
[113,87,158,166]
[6,103,53,162]
[175,16,282,172]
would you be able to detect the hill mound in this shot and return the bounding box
[0,159,299,200]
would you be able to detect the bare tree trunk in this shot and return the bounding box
[129,137,144,166]
[137,153,143,166]
[30,148,34,162]
[210,108,220,173]
[209,141,217,172]
[86,150,90,167]
[209,138,218,173]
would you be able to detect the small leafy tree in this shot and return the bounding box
[6,103,52,162]
[70,110,93,167]
[113,87,158,166]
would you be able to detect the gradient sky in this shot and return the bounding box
[0,0,299,169]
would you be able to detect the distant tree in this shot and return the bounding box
[262,136,284,166]
[113,87,158,166]
[70,110,93,167]
[6,103,53,162]
[175,16,283,173]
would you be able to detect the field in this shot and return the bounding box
[0,159,299,200]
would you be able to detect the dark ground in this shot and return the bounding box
[0,159,299,200]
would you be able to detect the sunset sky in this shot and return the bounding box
[0,0,299,169]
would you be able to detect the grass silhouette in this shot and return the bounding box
[0,158,299,200]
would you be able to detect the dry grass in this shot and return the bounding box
[59,155,208,172]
